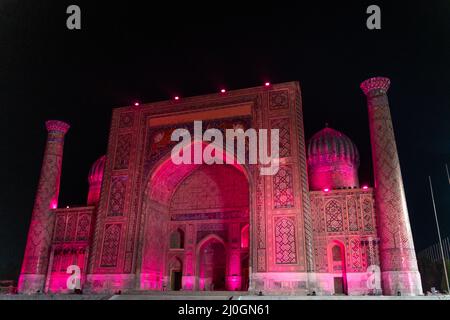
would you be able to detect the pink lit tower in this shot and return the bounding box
[360,77,422,295]
[18,120,70,293]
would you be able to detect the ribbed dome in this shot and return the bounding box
[308,127,359,166]
[88,155,106,185]
[307,126,360,190]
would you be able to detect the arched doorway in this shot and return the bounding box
[241,254,249,291]
[328,241,347,295]
[168,257,183,291]
[197,236,226,291]
[139,142,251,292]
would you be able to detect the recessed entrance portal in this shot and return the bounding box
[141,143,250,292]
[171,271,183,291]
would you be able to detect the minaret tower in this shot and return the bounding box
[18,120,70,293]
[360,77,422,295]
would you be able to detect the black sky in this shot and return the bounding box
[0,1,449,280]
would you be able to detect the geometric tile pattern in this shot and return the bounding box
[364,81,419,272]
[325,199,343,232]
[52,209,93,244]
[361,76,422,297]
[350,238,362,271]
[64,214,77,242]
[100,224,122,267]
[269,90,289,110]
[21,121,69,278]
[362,197,374,232]
[275,217,297,264]
[114,133,132,170]
[347,196,359,231]
[54,215,66,242]
[108,176,127,216]
[118,112,134,128]
[273,166,294,208]
[271,118,291,158]
[76,214,91,241]
[309,189,379,274]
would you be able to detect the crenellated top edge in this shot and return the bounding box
[360,77,390,96]
[45,120,70,133]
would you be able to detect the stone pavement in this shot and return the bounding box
[1,291,449,300]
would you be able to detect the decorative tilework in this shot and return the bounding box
[100,224,122,267]
[273,166,294,209]
[275,217,297,264]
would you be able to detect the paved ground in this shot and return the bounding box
[1,291,449,300]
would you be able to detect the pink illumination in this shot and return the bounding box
[19,120,69,293]
[87,155,106,205]
[324,188,329,192]
[264,82,270,87]
[134,102,139,106]
[220,88,226,93]
[307,127,360,191]
[148,141,248,205]
[182,277,195,290]
[47,250,87,293]
[226,275,242,291]
[142,143,249,291]
[328,241,348,294]
[241,224,249,249]
[362,185,369,190]
[50,200,57,209]
[174,96,180,101]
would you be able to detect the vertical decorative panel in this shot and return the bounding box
[347,196,359,231]
[311,197,324,233]
[314,241,328,272]
[64,214,77,242]
[76,214,91,241]
[273,166,294,209]
[54,215,66,242]
[108,176,128,216]
[349,238,362,271]
[325,199,343,232]
[361,197,374,232]
[100,224,122,267]
[274,217,297,264]
[270,118,291,158]
[114,133,132,170]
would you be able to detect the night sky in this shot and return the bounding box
[0,1,449,280]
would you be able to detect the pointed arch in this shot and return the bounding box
[327,240,347,295]
[196,234,227,291]
[136,140,253,291]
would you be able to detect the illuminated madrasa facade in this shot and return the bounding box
[18,77,423,295]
